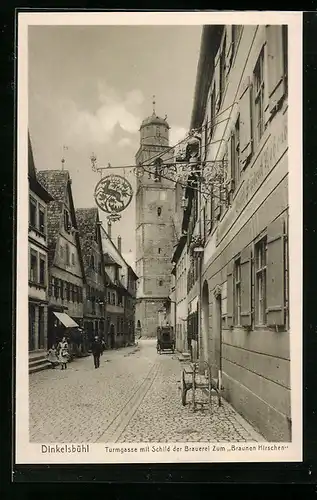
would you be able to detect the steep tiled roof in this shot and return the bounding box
[104,252,121,267]
[28,133,53,202]
[36,170,71,266]
[76,208,98,272]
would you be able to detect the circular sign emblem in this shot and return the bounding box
[94,175,133,214]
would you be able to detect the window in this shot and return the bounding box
[157,207,162,216]
[232,25,242,57]
[254,48,265,144]
[60,280,64,300]
[66,282,70,302]
[30,250,37,282]
[210,86,216,138]
[65,244,70,266]
[234,258,241,325]
[39,257,46,285]
[158,248,161,254]
[112,293,116,305]
[107,291,111,304]
[159,279,163,286]
[71,253,75,266]
[39,207,45,233]
[231,115,240,186]
[50,277,55,297]
[55,279,61,299]
[219,36,226,105]
[90,254,95,270]
[255,237,267,325]
[156,126,161,137]
[29,198,37,228]
[73,285,78,303]
[71,284,75,302]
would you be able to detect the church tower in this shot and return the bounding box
[135,100,176,337]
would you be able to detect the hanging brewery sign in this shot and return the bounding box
[94,174,133,214]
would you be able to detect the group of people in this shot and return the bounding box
[47,337,69,370]
[47,335,105,370]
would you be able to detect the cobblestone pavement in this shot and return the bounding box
[29,339,265,443]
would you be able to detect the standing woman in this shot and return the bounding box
[58,336,69,370]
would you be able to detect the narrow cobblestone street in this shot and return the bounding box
[29,339,265,443]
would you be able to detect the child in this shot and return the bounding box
[58,337,69,370]
[47,345,59,369]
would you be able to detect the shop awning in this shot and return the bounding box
[53,312,79,328]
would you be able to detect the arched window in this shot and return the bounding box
[154,158,163,182]
[157,207,162,216]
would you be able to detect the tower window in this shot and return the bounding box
[157,207,162,216]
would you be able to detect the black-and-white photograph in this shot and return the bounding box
[16,12,302,464]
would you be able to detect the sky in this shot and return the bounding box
[28,25,202,267]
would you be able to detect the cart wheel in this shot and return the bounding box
[181,370,187,406]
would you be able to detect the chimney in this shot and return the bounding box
[117,235,122,254]
[107,221,112,239]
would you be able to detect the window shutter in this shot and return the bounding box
[266,216,285,326]
[227,260,234,327]
[214,51,221,113]
[226,26,233,75]
[239,80,253,168]
[240,245,252,327]
[266,25,286,113]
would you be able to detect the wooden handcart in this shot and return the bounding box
[181,361,222,412]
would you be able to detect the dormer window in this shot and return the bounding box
[64,209,71,233]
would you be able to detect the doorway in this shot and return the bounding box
[110,324,115,349]
[29,304,36,351]
[213,286,223,383]
[38,306,45,349]
[202,280,210,364]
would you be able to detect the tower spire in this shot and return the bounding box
[152,95,156,115]
[61,145,68,171]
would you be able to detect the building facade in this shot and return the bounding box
[37,170,85,349]
[104,251,125,349]
[124,264,138,345]
[135,109,177,337]
[101,225,138,348]
[180,25,289,442]
[76,208,107,346]
[28,134,53,353]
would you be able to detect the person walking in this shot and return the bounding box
[91,335,103,369]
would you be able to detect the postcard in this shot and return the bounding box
[16,10,302,465]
